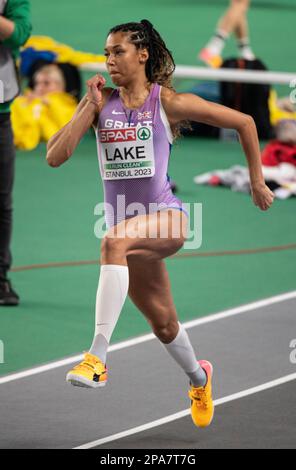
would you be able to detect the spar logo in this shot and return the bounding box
[100,128,136,143]
[137,127,151,140]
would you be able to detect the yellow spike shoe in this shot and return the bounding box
[198,48,222,68]
[188,360,214,427]
[66,352,108,388]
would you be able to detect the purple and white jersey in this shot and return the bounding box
[95,82,184,228]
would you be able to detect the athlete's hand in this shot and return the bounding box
[251,181,274,211]
[86,73,106,111]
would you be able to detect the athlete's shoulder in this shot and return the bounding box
[160,86,181,124]
[160,86,179,108]
[160,86,177,102]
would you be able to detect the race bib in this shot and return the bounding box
[98,124,155,180]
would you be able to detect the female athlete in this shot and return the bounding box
[46,19,274,428]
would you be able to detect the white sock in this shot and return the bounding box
[206,29,229,55]
[89,264,129,363]
[161,322,207,387]
[238,37,255,60]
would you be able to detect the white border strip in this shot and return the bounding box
[74,372,296,449]
[0,290,295,385]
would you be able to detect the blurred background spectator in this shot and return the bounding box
[11,64,77,151]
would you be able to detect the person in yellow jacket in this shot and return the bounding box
[268,89,296,127]
[11,64,77,150]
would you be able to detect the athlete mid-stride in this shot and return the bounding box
[46,20,274,428]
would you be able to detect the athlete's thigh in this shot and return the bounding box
[127,254,178,327]
[110,209,188,259]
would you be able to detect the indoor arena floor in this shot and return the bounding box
[1,293,295,449]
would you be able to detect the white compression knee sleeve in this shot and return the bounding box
[89,264,129,362]
[161,322,206,387]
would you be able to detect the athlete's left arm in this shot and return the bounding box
[162,90,274,211]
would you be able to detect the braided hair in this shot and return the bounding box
[108,19,175,89]
[107,20,190,139]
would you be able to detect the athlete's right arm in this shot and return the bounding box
[46,74,107,167]
[46,96,97,167]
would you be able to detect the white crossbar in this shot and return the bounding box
[80,62,295,85]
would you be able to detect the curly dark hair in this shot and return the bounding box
[108,19,175,89]
[107,20,190,139]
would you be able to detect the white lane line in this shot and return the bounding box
[0,290,295,385]
[74,372,296,449]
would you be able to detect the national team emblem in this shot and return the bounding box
[137,111,152,120]
[137,127,151,140]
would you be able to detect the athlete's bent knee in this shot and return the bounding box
[101,235,126,258]
[152,318,179,343]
